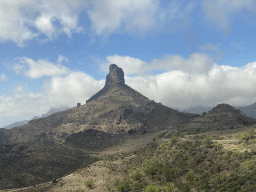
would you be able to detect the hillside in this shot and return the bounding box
[180,103,256,134]
[4,126,256,192]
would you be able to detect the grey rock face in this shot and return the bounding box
[105,64,125,86]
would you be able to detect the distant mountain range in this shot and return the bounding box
[3,106,70,129]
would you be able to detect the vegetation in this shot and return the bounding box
[236,128,255,143]
[102,128,256,192]
[85,179,94,189]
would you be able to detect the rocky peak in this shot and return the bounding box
[105,64,125,86]
[86,64,127,103]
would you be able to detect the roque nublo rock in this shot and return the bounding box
[0,64,198,145]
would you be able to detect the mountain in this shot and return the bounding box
[1,64,198,145]
[3,106,70,129]
[181,103,256,133]
[185,102,256,119]
[0,64,199,190]
[237,102,256,119]
[3,120,29,129]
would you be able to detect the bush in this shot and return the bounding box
[133,182,145,191]
[133,169,142,181]
[143,159,161,178]
[237,128,255,143]
[145,184,156,192]
[85,179,94,189]
[180,182,190,192]
[165,183,174,192]
[116,181,130,192]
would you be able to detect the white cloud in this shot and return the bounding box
[12,56,70,79]
[87,0,159,35]
[0,1,198,46]
[201,0,256,34]
[0,0,88,47]
[34,14,57,39]
[42,71,104,106]
[0,71,104,119]
[104,52,214,75]
[57,55,69,63]
[0,73,7,81]
[106,54,146,75]
[88,0,196,36]
[103,53,256,109]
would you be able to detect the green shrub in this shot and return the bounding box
[145,184,156,192]
[133,169,142,181]
[165,183,174,192]
[133,182,145,191]
[116,181,130,192]
[180,182,190,192]
[143,159,161,178]
[85,179,94,189]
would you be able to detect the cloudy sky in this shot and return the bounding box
[1,0,256,127]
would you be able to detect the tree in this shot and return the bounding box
[85,179,94,189]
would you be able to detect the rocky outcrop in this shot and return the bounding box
[106,64,125,85]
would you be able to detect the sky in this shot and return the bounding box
[1,0,256,128]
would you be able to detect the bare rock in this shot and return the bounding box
[106,64,125,86]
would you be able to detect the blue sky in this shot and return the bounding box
[1,0,256,127]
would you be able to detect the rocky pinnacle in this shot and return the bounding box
[106,64,125,86]
[86,64,126,103]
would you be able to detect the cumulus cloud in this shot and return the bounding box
[201,0,256,34]
[126,62,256,110]
[0,0,87,47]
[103,53,256,110]
[42,71,104,106]
[11,56,70,79]
[0,71,104,119]
[0,73,7,81]
[104,52,214,75]
[106,54,146,75]
[0,0,198,46]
